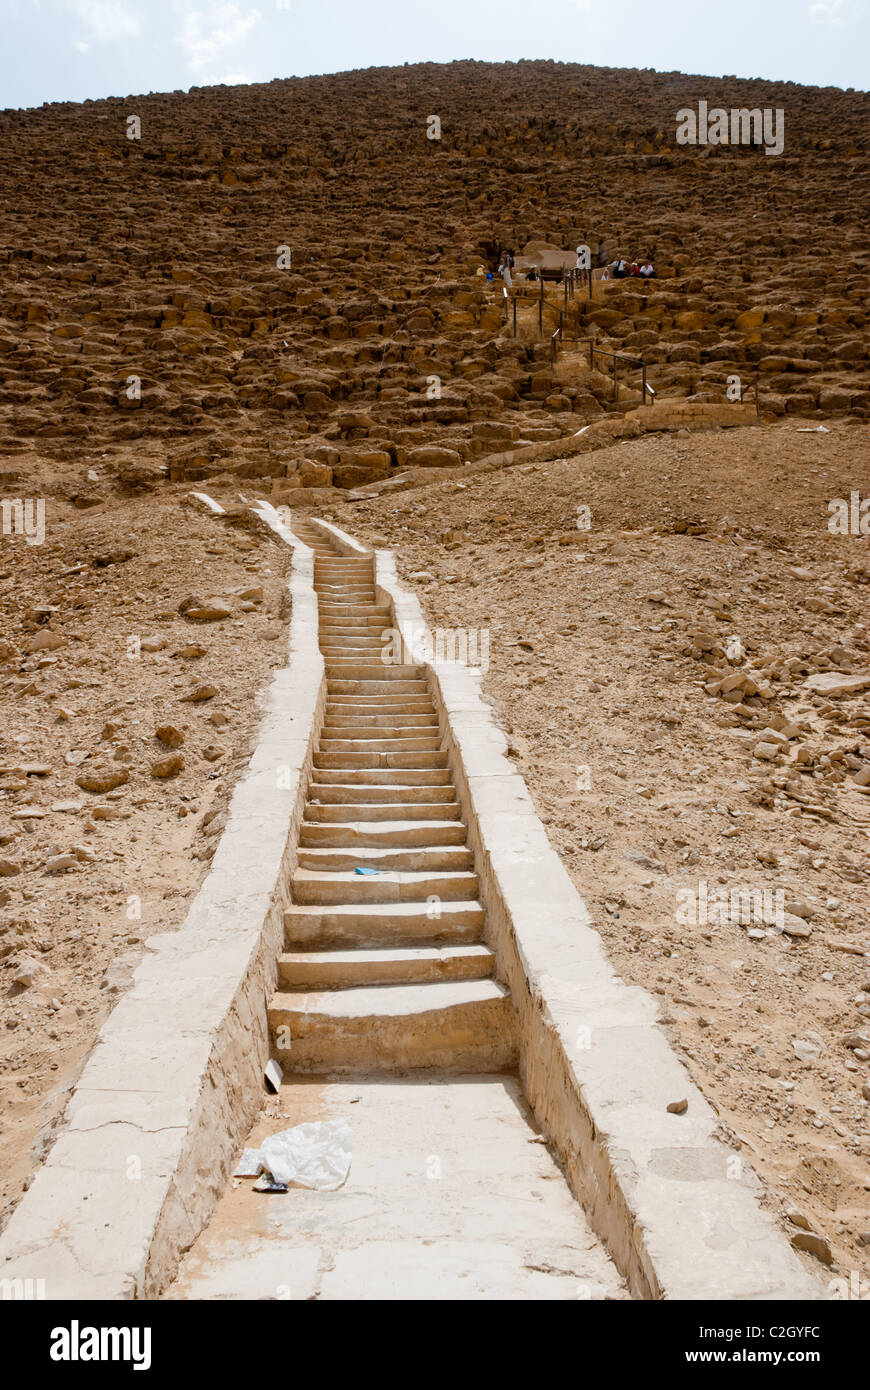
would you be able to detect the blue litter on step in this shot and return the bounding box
[354,866,381,876]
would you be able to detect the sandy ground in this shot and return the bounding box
[0,469,291,1232]
[331,417,870,1279]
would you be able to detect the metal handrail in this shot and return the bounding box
[508,277,556,336]
[504,264,593,339]
[588,344,648,404]
[547,300,761,415]
[550,323,589,363]
[563,266,593,307]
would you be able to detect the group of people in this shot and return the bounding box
[602,256,656,281]
[493,247,657,288]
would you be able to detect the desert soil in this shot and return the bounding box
[0,470,291,1230]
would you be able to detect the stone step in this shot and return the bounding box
[314,750,448,769]
[323,713,438,729]
[322,711,436,722]
[320,725,439,742]
[318,728,439,750]
[304,799,461,823]
[318,604,392,618]
[314,566,373,574]
[325,695,434,710]
[319,613,389,623]
[319,625,384,634]
[320,616,388,626]
[298,842,472,870]
[277,943,494,989]
[317,610,392,623]
[324,710,435,723]
[308,783,454,804]
[318,597,377,606]
[320,650,388,662]
[327,680,429,696]
[291,866,476,903]
[327,685,429,698]
[317,586,376,596]
[314,561,372,571]
[325,663,424,680]
[319,650,389,661]
[311,767,451,785]
[323,706,430,717]
[320,629,389,640]
[314,574,373,583]
[267,979,516,1072]
[284,899,486,947]
[300,819,467,848]
[319,737,442,754]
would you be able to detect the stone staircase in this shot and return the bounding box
[267,520,517,1072]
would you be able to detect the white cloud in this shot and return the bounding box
[74,38,89,50]
[65,0,141,42]
[178,4,261,72]
[199,71,251,85]
[807,0,864,25]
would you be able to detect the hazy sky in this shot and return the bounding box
[1,0,867,110]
